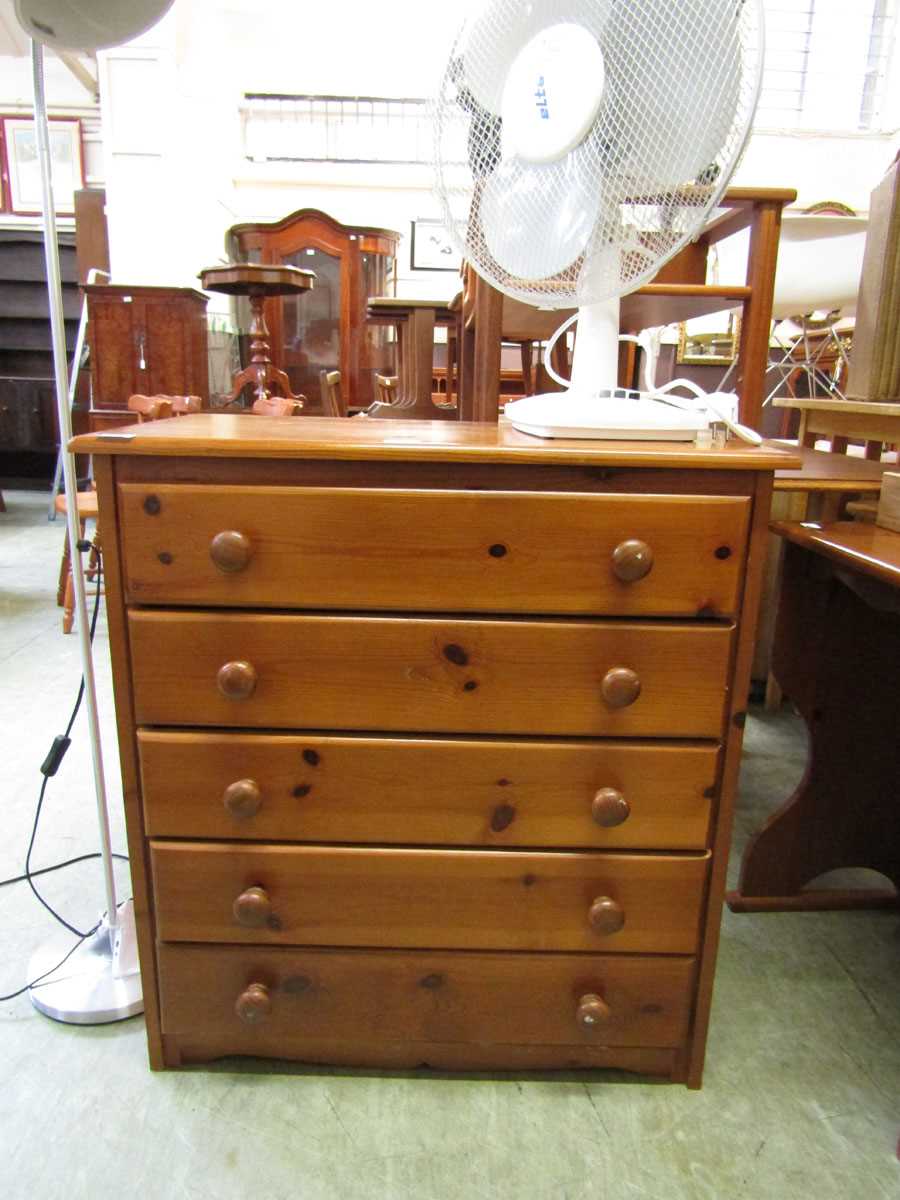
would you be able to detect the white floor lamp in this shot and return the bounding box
[15,0,174,1023]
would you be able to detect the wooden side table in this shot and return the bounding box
[365,298,458,420]
[728,520,900,913]
[200,265,314,407]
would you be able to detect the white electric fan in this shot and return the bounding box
[13,0,175,1023]
[433,0,765,441]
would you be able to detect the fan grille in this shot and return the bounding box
[433,0,764,307]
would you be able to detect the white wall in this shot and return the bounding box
[95,0,899,308]
[97,0,464,307]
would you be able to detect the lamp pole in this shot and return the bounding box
[25,41,142,1023]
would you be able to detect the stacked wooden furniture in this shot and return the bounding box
[730,520,900,913]
[84,283,209,431]
[76,415,794,1087]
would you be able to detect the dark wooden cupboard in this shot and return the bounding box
[226,209,398,411]
[0,230,80,480]
[84,284,208,429]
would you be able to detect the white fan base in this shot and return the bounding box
[505,392,709,441]
[28,902,143,1025]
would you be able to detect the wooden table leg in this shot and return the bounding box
[374,307,456,421]
[230,292,304,406]
[728,542,900,912]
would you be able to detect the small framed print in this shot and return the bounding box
[410,218,462,272]
[677,312,741,366]
[2,116,84,216]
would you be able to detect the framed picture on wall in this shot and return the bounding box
[1,116,84,216]
[676,312,741,366]
[410,218,462,272]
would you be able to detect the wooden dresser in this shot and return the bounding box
[75,415,795,1088]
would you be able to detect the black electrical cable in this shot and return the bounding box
[3,541,128,976]
[0,927,93,1003]
[22,542,109,937]
[1,540,132,1004]
[0,896,135,1003]
[0,851,129,890]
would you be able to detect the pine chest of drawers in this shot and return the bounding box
[78,414,794,1087]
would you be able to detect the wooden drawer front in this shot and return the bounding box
[139,731,717,849]
[157,945,696,1051]
[150,843,709,953]
[118,484,750,617]
[129,612,732,737]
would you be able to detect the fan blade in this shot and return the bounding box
[479,152,602,281]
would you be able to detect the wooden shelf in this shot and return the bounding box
[621,284,752,331]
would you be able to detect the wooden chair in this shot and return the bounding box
[250,395,302,416]
[55,488,100,634]
[452,264,575,420]
[318,369,343,417]
[374,373,398,406]
[56,394,174,632]
[125,395,174,422]
[169,394,202,417]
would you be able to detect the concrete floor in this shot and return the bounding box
[0,487,897,1200]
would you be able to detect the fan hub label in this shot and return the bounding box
[501,23,605,165]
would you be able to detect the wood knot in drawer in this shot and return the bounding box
[490,804,516,832]
[418,973,445,990]
[302,749,320,766]
[443,643,469,666]
[142,494,161,516]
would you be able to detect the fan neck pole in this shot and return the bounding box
[569,297,622,395]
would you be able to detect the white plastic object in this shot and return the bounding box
[501,23,606,164]
[505,391,709,440]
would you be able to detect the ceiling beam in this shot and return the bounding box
[56,51,99,101]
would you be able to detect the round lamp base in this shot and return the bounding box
[28,924,143,1025]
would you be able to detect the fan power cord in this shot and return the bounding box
[539,311,763,445]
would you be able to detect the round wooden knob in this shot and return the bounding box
[588,895,625,935]
[210,530,252,573]
[217,660,257,700]
[576,992,611,1031]
[601,667,641,709]
[611,539,654,582]
[233,885,272,928]
[591,788,630,828]
[223,778,262,820]
[235,982,271,1025]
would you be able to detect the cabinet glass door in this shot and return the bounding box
[283,246,340,403]
[360,251,396,409]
